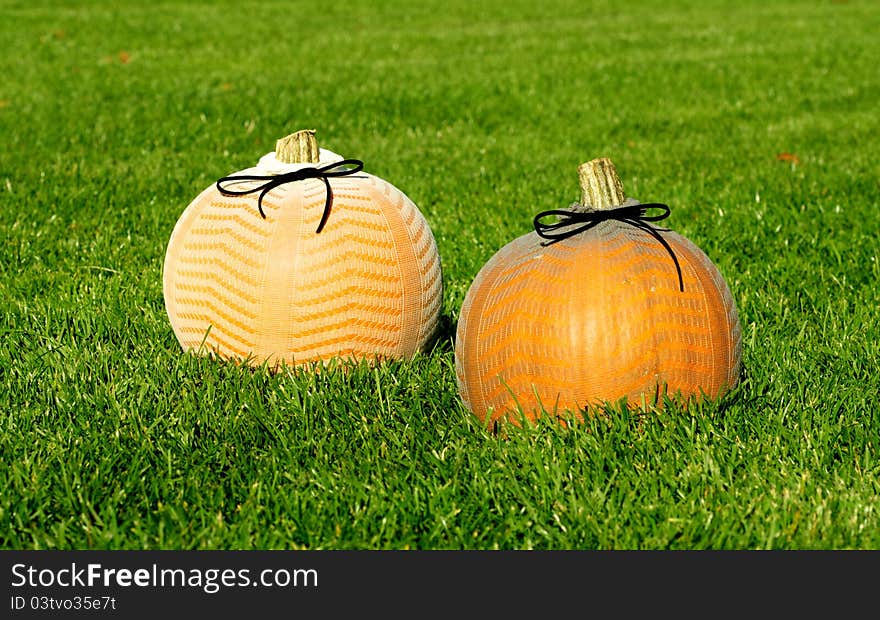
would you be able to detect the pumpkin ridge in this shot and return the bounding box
[475,265,579,411]
[177,312,253,351]
[420,268,443,304]
[290,316,402,340]
[367,181,417,356]
[182,330,252,361]
[174,255,261,289]
[180,240,263,270]
[315,214,391,235]
[177,330,252,361]
[286,331,401,356]
[294,284,405,307]
[293,300,404,324]
[475,297,568,345]
[477,264,573,319]
[174,295,258,335]
[592,328,717,387]
[306,229,397,252]
[298,247,403,275]
[492,342,573,383]
[481,351,719,415]
[365,178,443,353]
[294,263,404,334]
[174,269,260,305]
[665,237,740,395]
[487,238,575,280]
[292,348,386,365]
[211,195,281,221]
[298,264,402,291]
[199,208,273,238]
[187,223,267,254]
[174,283,259,319]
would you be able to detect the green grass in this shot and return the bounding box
[1,0,879,550]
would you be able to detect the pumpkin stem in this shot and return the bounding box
[275,129,320,164]
[577,158,626,210]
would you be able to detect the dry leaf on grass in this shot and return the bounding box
[776,152,801,165]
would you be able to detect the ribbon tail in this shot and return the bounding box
[256,176,292,219]
[628,220,684,292]
[315,176,333,234]
[257,187,273,219]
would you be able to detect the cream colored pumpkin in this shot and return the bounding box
[162,130,443,369]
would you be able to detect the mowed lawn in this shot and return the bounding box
[1,0,878,549]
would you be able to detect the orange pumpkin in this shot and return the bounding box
[454,157,741,426]
[163,129,442,369]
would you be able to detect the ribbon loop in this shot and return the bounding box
[215,159,365,233]
[533,202,684,292]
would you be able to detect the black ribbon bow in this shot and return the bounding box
[533,202,684,292]
[215,159,365,233]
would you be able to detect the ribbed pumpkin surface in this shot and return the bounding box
[455,216,742,425]
[163,169,442,369]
